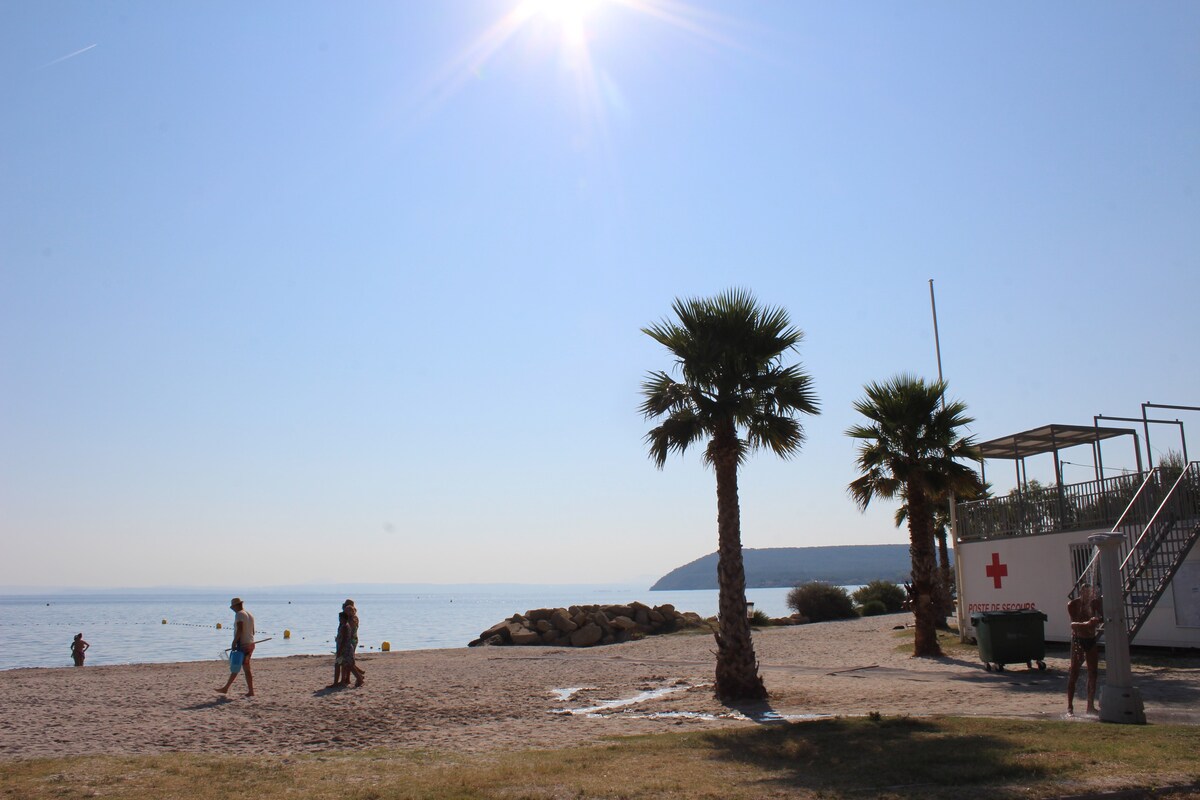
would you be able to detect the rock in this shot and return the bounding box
[550,609,578,633]
[571,612,588,628]
[535,619,552,633]
[540,629,560,644]
[481,620,511,642]
[526,608,555,623]
[610,615,637,631]
[656,604,676,616]
[634,608,650,626]
[510,626,541,646]
[648,609,665,624]
[570,623,603,647]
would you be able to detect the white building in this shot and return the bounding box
[954,423,1200,648]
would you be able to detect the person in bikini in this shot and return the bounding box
[70,633,89,667]
[1066,585,1103,715]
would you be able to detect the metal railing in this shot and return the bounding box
[957,472,1149,542]
[1119,462,1200,640]
[1068,469,1166,598]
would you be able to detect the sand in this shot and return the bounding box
[3,613,1198,761]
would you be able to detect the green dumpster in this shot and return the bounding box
[971,610,1048,672]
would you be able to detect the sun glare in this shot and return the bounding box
[416,0,738,137]
[523,0,605,26]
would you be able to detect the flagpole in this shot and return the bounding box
[930,280,967,640]
[929,279,944,385]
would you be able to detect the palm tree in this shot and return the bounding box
[894,485,982,627]
[847,375,980,657]
[641,289,819,701]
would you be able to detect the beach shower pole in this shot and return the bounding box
[1088,532,1146,724]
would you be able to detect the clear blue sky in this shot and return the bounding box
[2,1,1198,589]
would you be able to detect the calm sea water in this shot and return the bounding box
[0,586,812,671]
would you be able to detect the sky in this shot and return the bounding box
[2,1,1198,589]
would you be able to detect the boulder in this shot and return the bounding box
[634,608,650,626]
[509,626,541,646]
[550,609,578,633]
[648,609,665,624]
[570,623,603,647]
[535,619,552,633]
[610,615,637,631]
[540,629,560,644]
[480,620,511,643]
[526,608,555,623]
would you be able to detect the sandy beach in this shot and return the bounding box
[3,613,1198,761]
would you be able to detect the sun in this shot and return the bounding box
[521,0,605,26]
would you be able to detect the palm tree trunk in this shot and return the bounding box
[906,486,944,657]
[935,526,954,626]
[712,424,767,701]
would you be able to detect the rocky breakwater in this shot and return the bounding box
[469,601,707,648]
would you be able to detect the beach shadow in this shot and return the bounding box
[313,685,347,697]
[182,697,230,711]
[702,716,1052,798]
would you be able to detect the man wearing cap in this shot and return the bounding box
[216,597,256,696]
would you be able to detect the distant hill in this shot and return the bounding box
[650,545,947,590]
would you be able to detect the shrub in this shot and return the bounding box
[749,609,772,627]
[859,599,888,616]
[786,582,857,622]
[853,580,906,613]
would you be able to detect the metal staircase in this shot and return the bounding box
[1071,462,1200,641]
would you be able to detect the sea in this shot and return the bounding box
[0,585,823,671]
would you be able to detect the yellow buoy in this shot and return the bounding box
[381,641,391,652]
[216,622,222,629]
[283,629,291,639]
[161,619,167,625]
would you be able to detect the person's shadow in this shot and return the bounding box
[182,697,230,711]
[313,685,346,697]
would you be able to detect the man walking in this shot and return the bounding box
[216,597,256,697]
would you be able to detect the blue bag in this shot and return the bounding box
[229,649,244,674]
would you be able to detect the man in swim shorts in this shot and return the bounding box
[216,597,256,697]
[1066,585,1103,715]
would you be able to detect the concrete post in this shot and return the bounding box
[1088,533,1146,724]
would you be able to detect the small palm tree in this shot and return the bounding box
[847,375,980,657]
[641,289,819,701]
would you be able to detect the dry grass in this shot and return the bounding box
[3,717,1198,799]
[892,625,978,658]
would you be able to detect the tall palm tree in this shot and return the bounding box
[847,375,980,657]
[894,490,978,627]
[641,289,819,701]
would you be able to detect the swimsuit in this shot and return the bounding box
[1073,635,1098,652]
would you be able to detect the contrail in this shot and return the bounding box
[38,43,98,70]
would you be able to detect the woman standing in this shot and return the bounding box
[341,599,366,687]
[70,633,89,667]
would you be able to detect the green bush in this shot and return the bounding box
[786,582,857,622]
[853,580,906,613]
[749,609,772,627]
[859,599,888,616]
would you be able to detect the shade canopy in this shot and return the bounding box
[976,424,1136,461]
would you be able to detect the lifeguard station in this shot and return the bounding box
[953,413,1200,649]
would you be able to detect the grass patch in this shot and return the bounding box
[3,717,1198,799]
[893,625,978,658]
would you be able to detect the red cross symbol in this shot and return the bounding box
[985,552,1008,589]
